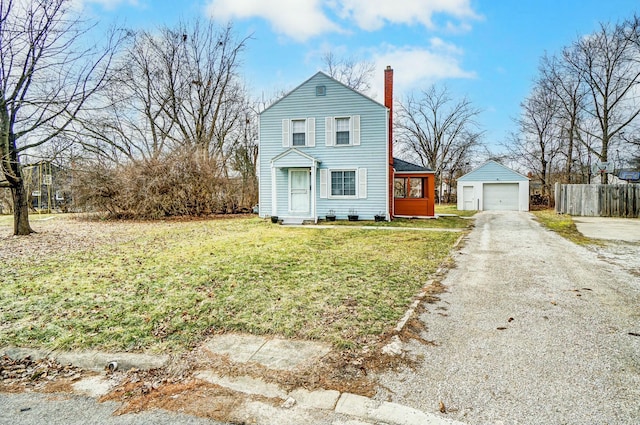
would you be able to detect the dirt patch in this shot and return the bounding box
[0,355,92,393]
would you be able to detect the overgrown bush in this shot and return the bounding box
[72,150,256,218]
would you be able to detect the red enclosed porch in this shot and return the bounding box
[392,158,435,218]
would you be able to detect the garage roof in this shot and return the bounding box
[458,160,529,182]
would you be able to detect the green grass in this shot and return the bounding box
[531,209,598,245]
[435,203,477,217]
[322,216,470,229]
[322,204,475,229]
[0,216,461,353]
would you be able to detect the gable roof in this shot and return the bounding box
[458,160,529,182]
[393,158,433,173]
[271,148,320,168]
[260,71,385,115]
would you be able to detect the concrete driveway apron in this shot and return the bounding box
[375,211,640,425]
[573,216,640,242]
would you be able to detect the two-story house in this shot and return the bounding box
[258,67,434,223]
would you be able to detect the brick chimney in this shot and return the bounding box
[384,66,394,218]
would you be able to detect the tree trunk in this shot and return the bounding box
[12,180,33,235]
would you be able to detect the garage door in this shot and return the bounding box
[483,183,519,210]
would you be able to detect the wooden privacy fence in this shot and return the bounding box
[555,183,640,217]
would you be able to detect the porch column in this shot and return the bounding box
[311,162,317,223]
[271,164,277,215]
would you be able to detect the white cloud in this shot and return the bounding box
[333,0,480,31]
[206,0,340,42]
[206,0,480,42]
[72,0,141,11]
[371,40,476,97]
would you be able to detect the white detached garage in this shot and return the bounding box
[457,161,529,211]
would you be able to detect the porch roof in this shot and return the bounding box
[271,148,321,168]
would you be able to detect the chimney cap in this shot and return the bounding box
[386,65,392,70]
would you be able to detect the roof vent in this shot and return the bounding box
[316,85,326,96]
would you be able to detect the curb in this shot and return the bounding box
[195,370,466,425]
[1,346,168,372]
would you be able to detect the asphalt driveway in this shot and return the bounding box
[376,211,640,425]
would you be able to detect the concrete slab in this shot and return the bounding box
[203,334,267,363]
[335,393,466,425]
[248,338,331,371]
[289,388,341,410]
[573,217,640,242]
[194,370,288,399]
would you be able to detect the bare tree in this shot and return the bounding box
[0,0,121,235]
[508,84,562,203]
[396,84,483,200]
[562,16,640,183]
[75,20,249,166]
[539,53,587,183]
[321,51,375,93]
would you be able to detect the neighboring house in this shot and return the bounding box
[457,160,530,211]
[258,68,435,223]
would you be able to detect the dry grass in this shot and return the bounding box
[531,209,600,245]
[0,214,463,353]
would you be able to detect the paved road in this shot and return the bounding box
[0,392,225,425]
[376,211,640,425]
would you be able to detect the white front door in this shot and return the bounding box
[289,169,310,214]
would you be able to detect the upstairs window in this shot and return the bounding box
[282,118,315,147]
[292,119,306,146]
[335,117,350,145]
[325,115,360,146]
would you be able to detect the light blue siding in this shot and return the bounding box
[458,160,528,182]
[259,72,388,220]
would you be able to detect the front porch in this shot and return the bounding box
[270,149,320,223]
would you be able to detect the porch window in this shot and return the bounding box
[409,177,423,198]
[394,178,406,198]
[331,170,356,196]
[395,177,426,198]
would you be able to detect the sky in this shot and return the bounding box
[79,0,640,153]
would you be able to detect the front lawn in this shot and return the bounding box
[0,216,462,353]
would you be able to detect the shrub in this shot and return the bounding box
[72,150,255,218]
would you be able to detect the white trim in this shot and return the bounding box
[311,165,317,223]
[271,165,277,215]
